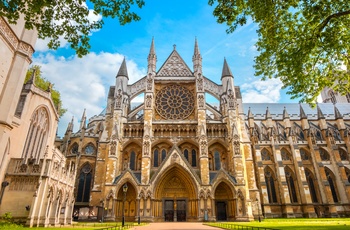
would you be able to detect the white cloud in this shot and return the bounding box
[241,78,283,103]
[32,52,145,137]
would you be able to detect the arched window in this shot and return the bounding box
[319,148,330,161]
[264,167,278,203]
[84,143,96,155]
[184,149,189,161]
[300,148,311,161]
[191,149,197,167]
[153,149,159,167]
[21,107,49,163]
[214,151,221,170]
[338,148,349,161]
[70,143,79,155]
[281,149,292,161]
[261,149,272,161]
[305,169,318,203]
[161,149,167,162]
[285,168,298,203]
[130,151,136,170]
[345,168,350,183]
[325,168,339,203]
[76,164,92,202]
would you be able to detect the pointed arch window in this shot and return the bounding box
[285,168,298,203]
[325,168,339,203]
[214,150,221,170]
[130,151,136,170]
[319,148,330,161]
[264,167,278,203]
[153,149,159,167]
[21,107,49,163]
[70,143,79,155]
[184,149,189,161]
[300,148,311,161]
[76,164,92,202]
[338,148,349,161]
[261,149,272,161]
[191,149,197,167]
[345,168,350,184]
[161,149,167,162]
[281,149,292,161]
[305,169,318,203]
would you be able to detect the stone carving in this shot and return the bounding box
[145,94,152,109]
[143,140,150,156]
[198,94,204,109]
[146,75,153,91]
[110,140,116,155]
[155,85,194,120]
[197,74,203,91]
[115,89,122,109]
[157,54,192,77]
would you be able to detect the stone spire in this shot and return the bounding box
[300,104,307,119]
[65,116,74,134]
[283,106,290,119]
[116,57,129,79]
[192,37,202,73]
[221,58,233,80]
[80,109,86,130]
[147,37,157,73]
[248,107,254,119]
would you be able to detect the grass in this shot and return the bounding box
[207,218,350,230]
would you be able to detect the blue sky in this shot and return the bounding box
[32,1,297,137]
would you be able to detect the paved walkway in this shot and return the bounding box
[132,222,221,230]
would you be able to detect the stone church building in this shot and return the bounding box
[56,39,350,222]
[1,13,350,224]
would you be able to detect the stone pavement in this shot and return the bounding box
[132,222,221,230]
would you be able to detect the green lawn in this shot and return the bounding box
[207,218,350,230]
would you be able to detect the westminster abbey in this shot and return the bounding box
[1,18,350,225]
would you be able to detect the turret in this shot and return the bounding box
[192,37,202,74]
[80,109,86,131]
[115,57,129,95]
[317,104,327,130]
[265,107,273,129]
[283,107,291,128]
[147,37,157,74]
[334,105,345,130]
[221,58,234,93]
[300,104,309,130]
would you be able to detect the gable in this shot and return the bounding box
[157,49,193,77]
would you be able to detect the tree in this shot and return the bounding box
[0,0,145,57]
[209,0,350,104]
[25,65,67,117]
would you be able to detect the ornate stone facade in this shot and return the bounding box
[0,16,75,226]
[56,39,350,221]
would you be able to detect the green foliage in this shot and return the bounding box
[209,0,350,104]
[26,65,67,117]
[0,0,145,57]
[2,212,12,222]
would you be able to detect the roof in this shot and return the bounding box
[242,103,350,120]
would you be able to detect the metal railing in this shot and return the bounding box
[99,224,135,230]
[205,223,279,230]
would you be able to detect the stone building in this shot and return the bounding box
[0,16,75,226]
[57,39,350,222]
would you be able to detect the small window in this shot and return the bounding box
[319,149,330,161]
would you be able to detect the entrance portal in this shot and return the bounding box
[216,201,227,221]
[164,200,186,222]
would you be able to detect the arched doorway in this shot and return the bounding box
[154,165,198,222]
[215,182,235,221]
[116,182,137,222]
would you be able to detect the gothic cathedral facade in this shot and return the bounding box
[58,39,350,222]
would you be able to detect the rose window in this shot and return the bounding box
[155,85,194,120]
